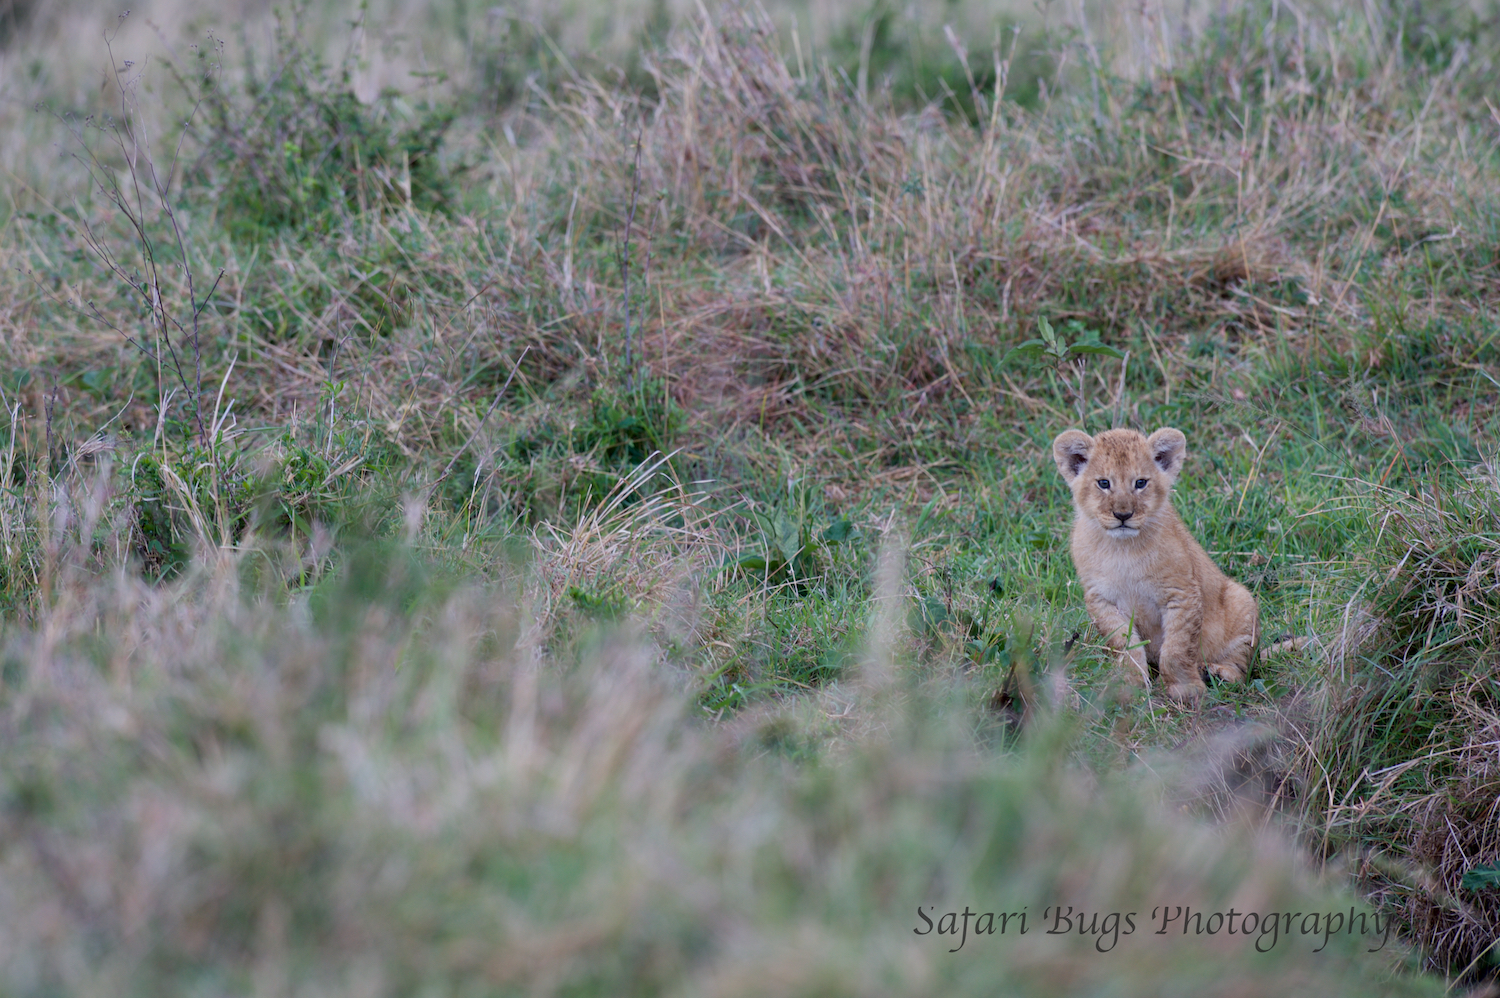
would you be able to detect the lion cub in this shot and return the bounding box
[1052,427,1258,702]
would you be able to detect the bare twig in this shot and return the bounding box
[44,384,57,478]
[617,128,644,387]
[48,15,219,448]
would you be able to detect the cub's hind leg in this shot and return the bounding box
[1157,595,1209,703]
[1205,656,1250,683]
[1204,581,1258,684]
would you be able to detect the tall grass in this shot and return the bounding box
[1291,467,1500,979]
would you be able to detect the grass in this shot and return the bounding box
[0,552,1441,995]
[1,0,1499,990]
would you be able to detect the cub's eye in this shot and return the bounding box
[1096,479,1110,490]
[1135,478,1149,489]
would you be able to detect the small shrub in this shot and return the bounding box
[130,446,256,576]
[179,6,457,240]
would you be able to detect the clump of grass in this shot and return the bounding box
[1293,465,1500,980]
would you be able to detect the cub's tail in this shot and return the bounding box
[1263,634,1313,656]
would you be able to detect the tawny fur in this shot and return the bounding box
[1052,427,1259,703]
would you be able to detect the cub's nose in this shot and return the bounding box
[1113,511,1133,523]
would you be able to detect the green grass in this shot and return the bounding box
[1,0,1499,990]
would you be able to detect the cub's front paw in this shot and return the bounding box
[1116,651,1151,686]
[1164,680,1206,703]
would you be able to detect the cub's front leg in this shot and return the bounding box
[1082,589,1151,689]
[1157,591,1207,702]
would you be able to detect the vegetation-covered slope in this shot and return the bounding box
[0,0,1498,990]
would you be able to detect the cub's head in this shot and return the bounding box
[1051,427,1187,539]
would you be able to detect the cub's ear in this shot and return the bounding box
[1052,430,1093,482]
[1147,427,1187,478]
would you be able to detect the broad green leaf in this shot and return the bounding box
[1067,342,1127,359]
[822,518,854,543]
[1002,340,1051,364]
[772,510,803,566]
[1461,865,1500,890]
[1037,315,1058,348]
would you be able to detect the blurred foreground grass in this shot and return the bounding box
[0,540,1439,995]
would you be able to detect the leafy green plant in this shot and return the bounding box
[128,395,392,580]
[729,506,853,584]
[1006,317,1127,426]
[1004,316,1126,366]
[822,0,1051,116]
[566,583,626,619]
[130,444,256,577]
[1462,866,1500,891]
[581,385,678,468]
